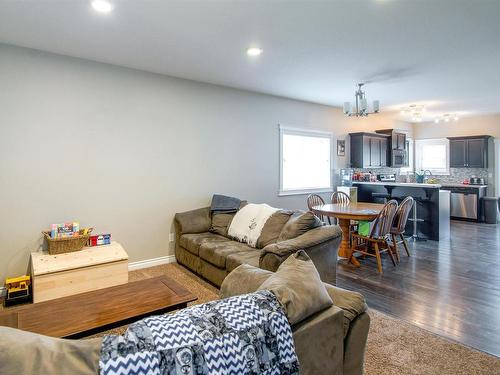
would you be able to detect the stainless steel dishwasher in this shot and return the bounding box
[441,185,487,221]
[450,190,477,219]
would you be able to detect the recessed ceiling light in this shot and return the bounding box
[246,47,263,57]
[91,0,113,13]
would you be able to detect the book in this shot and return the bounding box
[50,222,80,238]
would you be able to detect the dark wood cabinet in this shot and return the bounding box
[349,132,389,168]
[448,136,490,168]
[375,129,407,167]
[467,139,486,167]
[396,133,406,150]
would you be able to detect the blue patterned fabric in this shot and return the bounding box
[99,290,299,375]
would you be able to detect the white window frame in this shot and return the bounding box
[279,125,333,196]
[415,138,450,175]
[400,138,414,173]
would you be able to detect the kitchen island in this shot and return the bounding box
[352,181,450,241]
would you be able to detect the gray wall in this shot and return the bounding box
[0,43,409,281]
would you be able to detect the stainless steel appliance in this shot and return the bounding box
[377,174,396,182]
[450,189,478,220]
[441,185,488,222]
[469,177,486,185]
[391,149,406,168]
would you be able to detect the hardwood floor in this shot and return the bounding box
[336,220,500,357]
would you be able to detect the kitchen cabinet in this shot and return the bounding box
[349,132,389,168]
[376,129,407,167]
[396,133,406,150]
[448,136,490,168]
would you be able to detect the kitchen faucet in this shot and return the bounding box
[423,170,433,183]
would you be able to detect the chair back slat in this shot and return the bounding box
[331,191,351,205]
[370,200,398,239]
[307,194,328,223]
[393,196,414,233]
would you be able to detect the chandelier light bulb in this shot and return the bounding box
[343,83,379,117]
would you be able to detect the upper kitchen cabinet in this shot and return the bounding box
[376,129,407,167]
[448,136,491,168]
[349,132,389,168]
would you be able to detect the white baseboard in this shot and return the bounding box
[128,255,176,271]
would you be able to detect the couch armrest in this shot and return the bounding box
[292,304,344,375]
[343,312,370,375]
[259,225,342,284]
[324,284,368,337]
[260,225,342,258]
[220,264,273,298]
[174,207,211,236]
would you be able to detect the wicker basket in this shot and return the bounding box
[42,228,93,255]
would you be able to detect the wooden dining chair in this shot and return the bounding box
[350,200,399,274]
[331,191,351,205]
[390,196,414,262]
[331,191,357,233]
[307,194,331,224]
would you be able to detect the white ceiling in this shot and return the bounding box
[1,0,499,121]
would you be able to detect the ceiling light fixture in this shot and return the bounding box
[434,114,460,123]
[246,47,263,57]
[343,83,380,117]
[400,104,425,122]
[91,0,114,13]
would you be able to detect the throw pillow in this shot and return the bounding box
[210,201,247,236]
[256,210,294,249]
[257,250,333,325]
[278,211,322,242]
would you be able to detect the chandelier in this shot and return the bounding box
[434,114,459,123]
[400,104,425,122]
[343,83,380,117]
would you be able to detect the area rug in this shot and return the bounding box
[101,263,499,375]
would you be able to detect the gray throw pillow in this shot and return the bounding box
[257,250,333,325]
[278,211,322,242]
[256,210,294,249]
[210,201,247,236]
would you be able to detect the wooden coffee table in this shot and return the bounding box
[0,276,197,338]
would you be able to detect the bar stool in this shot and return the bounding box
[407,196,427,242]
[372,186,395,204]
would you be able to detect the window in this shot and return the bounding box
[415,138,449,175]
[279,125,332,195]
[400,138,414,173]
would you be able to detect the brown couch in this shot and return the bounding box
[174,205,343,286]
[221,265,370,375]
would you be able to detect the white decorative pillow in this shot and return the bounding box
[228,203,279,247]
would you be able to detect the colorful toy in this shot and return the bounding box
[4,275,31,307]
[88,234,112,247]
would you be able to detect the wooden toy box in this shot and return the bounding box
[30,242,128,303]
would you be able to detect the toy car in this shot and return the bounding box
[4,275,31,307]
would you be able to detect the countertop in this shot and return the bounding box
[440,183,488,189]
[353,181,442,188]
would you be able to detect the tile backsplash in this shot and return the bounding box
[352,167,489,185]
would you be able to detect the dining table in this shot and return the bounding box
[312,202,385,266]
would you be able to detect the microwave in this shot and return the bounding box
[392,150,406,167]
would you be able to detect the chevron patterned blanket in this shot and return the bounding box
[99,290,299,375]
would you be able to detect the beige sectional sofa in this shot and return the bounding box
[174,205,343,286]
